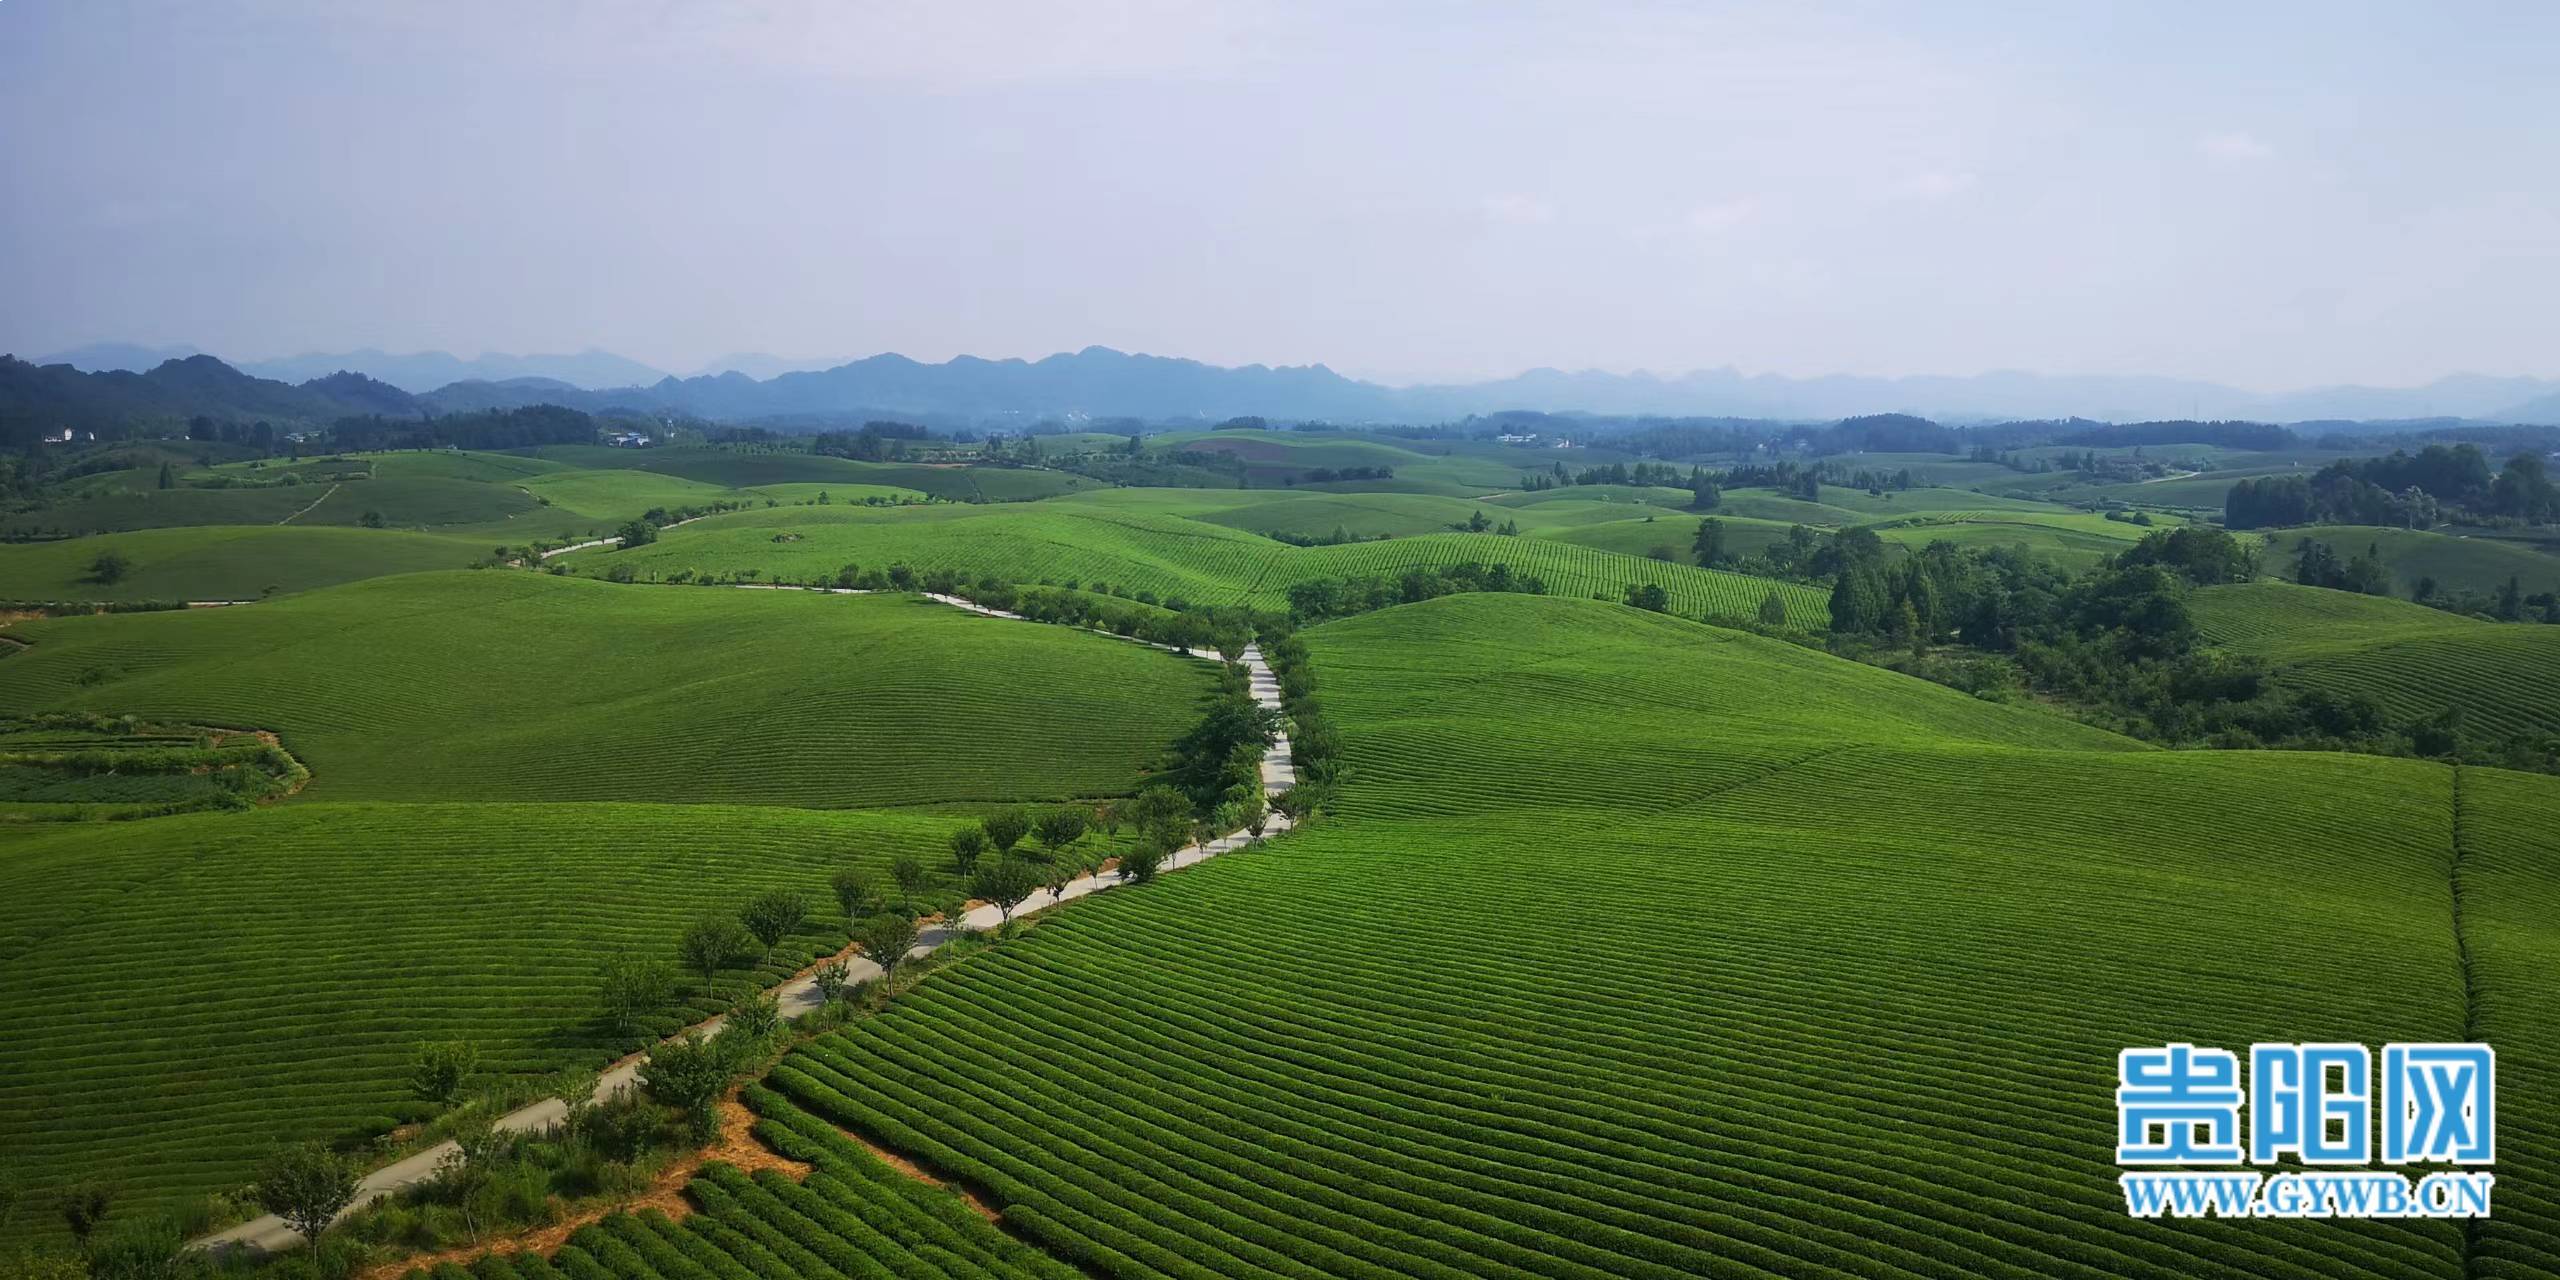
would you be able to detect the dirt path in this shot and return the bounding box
[537,514,711,559]
[194,593,1296,1258]
[350,1097,808,1280]
[275,482,339,525]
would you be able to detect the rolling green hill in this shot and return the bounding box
[561,504,1831,625]
[715,592,2557,1280]
[0,802,954,1235]
[0,571,1212,806]
[1295,594,2133,820]
[2270,526,2560,598]
[1151,428,1533,493]
[2194,582,2560,741]
[0,470,556,537]
[0,569,1213,1240]
[521,445,1095,501]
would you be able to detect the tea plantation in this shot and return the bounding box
[0,802,949,1231]
[0,569,1221,1236]
[0,572,1208,805]
[563,504,1831,624]
[2194,582,2560,741]
[678,595,2559,1280]
[6,433,2557,1280]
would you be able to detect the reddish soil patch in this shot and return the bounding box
[357,1097,806,1280]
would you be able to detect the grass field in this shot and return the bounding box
[704,593,2555,1280]
[0,572,1213,806]
[0,525,492,601]
[2194,582,2560,741]
[560,504,1832,625]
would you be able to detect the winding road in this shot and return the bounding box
[196,595,1295,1257]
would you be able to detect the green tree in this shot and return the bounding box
[890,855,927,910]
[252,1143,360,1244]
[1756,589,1788,627]
[1691,517,1726,566]
[947,827,989,874]
[637,1034,730,1141]
[858,913,920,979]
[980,808,1030,854]
[1828,567,1888,635]
[597,956,674,1036]
[1041,859,1080,904]
[677,917,754,980]
[85,552,130,585]
[1118,786,1193,849]
[1623,583,1670,613]
[829,869,877,920]
[737,890,807,958]
[972,859,1041,924]
[155,462,174,490]
[406,1040,477,1104]
[2496,575,2525,621]
[1032,808,1090,857]
[616,519,658,548]
[358,510,385,529]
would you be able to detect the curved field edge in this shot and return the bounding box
[561,505,1833,626]
[0,571,1214,807]
[2195,582,2560,741]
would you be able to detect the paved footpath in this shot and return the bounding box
[198,599,1293,1256]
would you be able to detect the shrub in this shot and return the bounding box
[406,1040,477,1105]
[725,989,781,1042]
[58,1180,113,1242]
[811,957,855,1003]
[80,1216,187,1280]
[1118,841,1167,885]
[637,1034,730,1141]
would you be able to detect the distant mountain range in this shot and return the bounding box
[0,354,417,433]
[16,343,2560,426]
[34,343,671,393]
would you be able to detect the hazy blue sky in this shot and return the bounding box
[4,1,2555,388]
